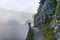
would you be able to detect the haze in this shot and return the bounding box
[0,0,39,24]
[0,0,39,13]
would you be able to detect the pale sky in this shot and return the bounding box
[0,0,39,13]
[0,0,40,24]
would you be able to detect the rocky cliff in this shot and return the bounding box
[34,0,60,40]
[34,0,57,27]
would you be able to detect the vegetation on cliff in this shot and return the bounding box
[40,0,60,40]
[40,23,57,40]
[34,0,60,40]
[40,8,57,40]
[39,3,58,40]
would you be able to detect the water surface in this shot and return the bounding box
[0,23,29,40]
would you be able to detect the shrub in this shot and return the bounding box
[40,23,57,40]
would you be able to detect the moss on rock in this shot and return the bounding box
[40,23,57,40]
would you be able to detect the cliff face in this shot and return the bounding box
[53,0,60,39]
[34,0,57,27]
[34,0,60,40]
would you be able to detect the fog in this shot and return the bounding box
[0,0,39,13]
[0,0,40,40]
[0,9,33,24]
[0,9,32,40]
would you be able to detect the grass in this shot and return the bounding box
[40,23,57,40]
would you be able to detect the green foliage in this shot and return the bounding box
[26,31,34,40]
[51,0,56,3]
[40,0,46,4]
[40,6,57,39]
[55,3,60,12]
[40,4,57,40]
[49,7,56,16]
[40,23,57,40]
[45,4,57,24]
[34,0,58,40]
[45,14,54,24]
[55,2,60,20]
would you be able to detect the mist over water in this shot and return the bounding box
[0,10,34,40]
[0,10,33,24]
[0,0,39,40]
[0,20,29,40]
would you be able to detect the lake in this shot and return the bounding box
[0,23,29,40]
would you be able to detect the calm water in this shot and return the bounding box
[0,24,29,40]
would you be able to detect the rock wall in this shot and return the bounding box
[34,0,57,27]
[34,0,60,40]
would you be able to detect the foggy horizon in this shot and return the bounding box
[0,0,39,13]
[0,0,39,24]
[0,9,34,24]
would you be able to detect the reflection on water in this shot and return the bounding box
[0,20,29,40]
